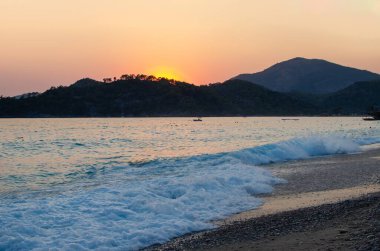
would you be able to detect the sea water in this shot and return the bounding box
[0,117,379,250]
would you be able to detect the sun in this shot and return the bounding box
[150,66,181,81]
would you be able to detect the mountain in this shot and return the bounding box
[204,80,316,115]
[322,80,380,114]
[0,78,316,117]
[2,74,378,117]
[70,78,103,88]
[233,57,380,94]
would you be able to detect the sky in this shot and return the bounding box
[1,0,380,96]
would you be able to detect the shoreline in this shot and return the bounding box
[0,115,369,119]
[150,192,380,251]
[147,148,380,250]
[218,184,380,225]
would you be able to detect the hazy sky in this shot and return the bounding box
[1,0,380,96]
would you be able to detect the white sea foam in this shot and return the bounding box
[0,134,374,250]
[0,164,279,250]
[230,135,361,165]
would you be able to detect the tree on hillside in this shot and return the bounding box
[120,74,135,80]
[103,78,112,83]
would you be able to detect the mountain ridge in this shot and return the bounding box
[1,77,379,117]
[322,80,380,114]
[233,57,380,94]
[1,58,380,117]
[0,78,316,117]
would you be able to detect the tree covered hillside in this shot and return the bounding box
[0,77,316,117]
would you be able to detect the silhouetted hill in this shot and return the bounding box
[233,57,380,94]
[322,80,380,114]
[204,80,315,115]
[71,78,103,88]
[2,75,379,117]
[0,78,315,117]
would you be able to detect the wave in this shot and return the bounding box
[229,135,361,165]
[0,134,376,250]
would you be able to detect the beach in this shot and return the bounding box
[2,118,380,250]
[148,147,380,250]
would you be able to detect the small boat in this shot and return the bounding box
[282,118,300,121]
[193,117,202,122]
[363,110,380,121]
[363,118,377,121]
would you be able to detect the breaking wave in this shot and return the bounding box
[0,134,375,250]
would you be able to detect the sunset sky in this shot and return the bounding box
[1,0,380,96]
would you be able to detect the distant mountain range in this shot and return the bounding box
[322,80,380,114]
[0,78,316,117]
[233,57,380,94]
[1,58,380,117]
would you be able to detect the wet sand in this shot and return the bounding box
[147,148,380,250]
[220,184,380,224]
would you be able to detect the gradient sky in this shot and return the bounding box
[1,0,380,96]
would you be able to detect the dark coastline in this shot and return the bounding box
[2,78,379,118]
[0,115,369,119]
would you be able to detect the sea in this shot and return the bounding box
[1,117,379,250]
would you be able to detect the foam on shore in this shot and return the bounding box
[0,134,378,250]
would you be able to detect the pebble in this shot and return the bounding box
[147,193,380,251]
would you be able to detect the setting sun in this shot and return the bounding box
[150,66,182,81]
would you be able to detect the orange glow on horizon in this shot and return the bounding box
[149,66,184,81]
